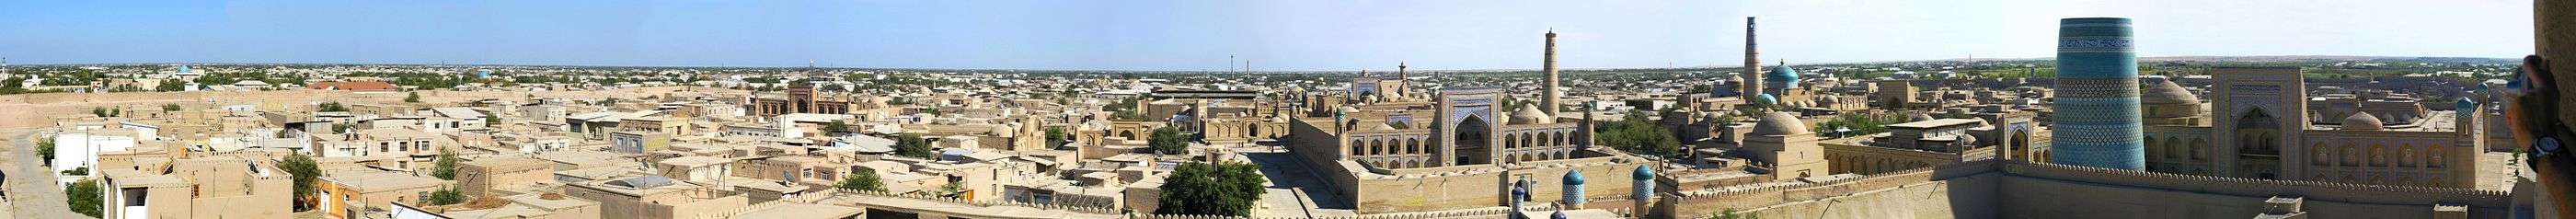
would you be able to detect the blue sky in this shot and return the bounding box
[0,0,2536,71]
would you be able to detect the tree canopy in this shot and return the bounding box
[1154,162,1268,216]
[894,133,937,158]
[1596,110,1682,158]
[1148,126,1189,155]
[282,154,323,211]
[431,149,459,180]
[837,170,887,192]
[68,179,101,217]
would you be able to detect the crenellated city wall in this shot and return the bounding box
[1657,159,2519,219]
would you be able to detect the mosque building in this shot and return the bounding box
[2136,67,2486,188]
[1281,29,1650,213]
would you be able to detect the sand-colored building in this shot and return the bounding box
[458,157,556,197]
[561,176,750,219]
[317,169,453,219]
[98,157,294,219]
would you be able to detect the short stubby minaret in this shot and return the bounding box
[1542,29,1562,116]
[2051,17,2145,170]
[1741,17,1764,98]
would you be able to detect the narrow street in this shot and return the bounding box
[5,130,87,218]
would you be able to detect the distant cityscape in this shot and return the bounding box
[0,13,2541,219]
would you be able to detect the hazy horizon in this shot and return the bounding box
[0,0,2536,71]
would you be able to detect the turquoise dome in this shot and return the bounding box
[1631,166,1655,180]
[1765,64,1799,89]
[1563,169,1587,185]
[2457,97,2477,110]
[1755,93,1778,105]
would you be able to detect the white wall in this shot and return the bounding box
[52,133,135,175]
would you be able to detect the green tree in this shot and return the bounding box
[67,179,101,217]
[1043,126,1068,146]
[37,137,54,165]
[423,187,467,205]
[837,170,887,192]
[281,154,323,211]
[431,149,459,180]
[405,91,423,103]
[894,133,937,158]
[155,78,186,92]
[1154,162,1268,216]
[822,121,851,136]
[317,101,349,112]
[1148,126,1189,155]
[937,182,964,198]
[1595,110,1681,158]
[161,103,181,111]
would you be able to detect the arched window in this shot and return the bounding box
[2312,144,2331,166]
[2429,147,2445,167]
[2371,145,2387,167]
[2401,145,2416,167]
[1350,140,1364,156]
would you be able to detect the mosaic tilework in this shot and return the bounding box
[2052,17,2145,170]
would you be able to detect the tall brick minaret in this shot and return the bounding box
[1742,17,1765,98]
[1542,29,1562,116]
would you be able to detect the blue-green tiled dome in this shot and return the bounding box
[1765,64,1799,89]
[1563,169,1586,185]
[1631,166,1654,180]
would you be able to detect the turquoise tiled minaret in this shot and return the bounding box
[2051,17,2145,170]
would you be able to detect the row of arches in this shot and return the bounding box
[1501,149,1579,163]
[1826,155,1930,175]
[1363,156,1436,169]
[1350,136,1432,156]
[2308,143,2446,168]
[1501,129,1576,150]
[2145,136,2213,162]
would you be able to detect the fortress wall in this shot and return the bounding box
[1660,159,2001,217]
[1727,174,1999,219]
[2000,162,2511,206]
[1995,162,2513,218]
[1349,162,1642,213]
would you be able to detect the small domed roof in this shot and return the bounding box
[1909,113,1937,121]
[2343,112,2384,131]
[1510,104,1553,124]
[1755,93,1778,105]
[2456,97,2478,110]
[1366,121,1396,131]
[1562,169,1586,185]
[2141,79,2200,104]
[1631,166,1655,180]
[1765,64,1800,89]
[1751,112,1810,135]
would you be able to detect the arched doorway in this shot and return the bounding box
[2235,109,2283,179]
[1454,116,1494,166]
[2009,130,2030,161]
